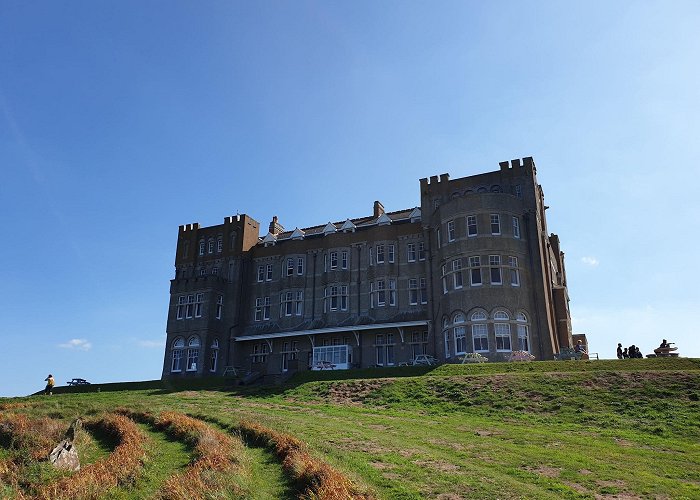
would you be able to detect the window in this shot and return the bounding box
[388,244,395,263]
[230,231,237,248]
[443,318,451,358]
[515,184,522,198]
[185,294,195,318]
[187,336,200,371]
[194,293,203,318]
[517,313,529,351]
[208,239,214,254]
[257,265,264,282]
[212,267,219,276]
[453,259,463,289]
[469,256,482,286]
[467,215,477,237]
[255,297,270,321]
[418,242,426,261]
[409,278,418,305]
[324,286,347,312]
[286,258,294,276]
[509,256,520,286]
[217,237,223,253]
[216,295,223,319]
[369,247,374,266]
[330,252,338,270]
[407,243,416,262]
[341,251,348,269]
[199,240,205,256]
[266,264,273,281]
[411,331,429,359]
[376,245,385,264]
[229,261,234,281]
[176,296,186,320]
[375,334,395,366]
[419,277,427,304]
[210,339,219,372]
[472,323,488,351]
[171,337,184,372]
[282,291,294,316]
[437,228,442,248]
[495,322,512,351]
[183,241,190,258]
[454,314,467,354]
[512,217,520,239]
[376,280,386,306]
[491,214,501,235]
[199,268,207,276]
[297,257,305,275]
[281,341,299,372]
[389,279,396,306]
[442,265,448,294]
[448,220,455,242]
[490,255,502,284]
[295,291,304,315]
[252,343,269,363]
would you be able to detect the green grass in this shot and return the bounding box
[4,358,700,498]
[102,422,191,499]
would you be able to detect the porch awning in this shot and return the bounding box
[233,320,429,342]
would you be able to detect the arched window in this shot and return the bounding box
[490,184,502,193]
[471,311,487,321]
[198,239,205,256]
[207,238,215,254]
[187,336,200,371]
[210,338,219,372]
[494,310,511,351]
[494,311,510,321]
[171,337,185,372]
[516,313,530,352]
[453,313,466,354]
[471,311,488,351]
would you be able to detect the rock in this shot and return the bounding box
[49,439,80,471]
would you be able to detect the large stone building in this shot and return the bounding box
[162,157,572,380]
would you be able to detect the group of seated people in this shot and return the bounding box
[616,339,675,359]
[617,343,643,359]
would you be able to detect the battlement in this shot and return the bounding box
[179,223,199,233]
[499,156,535,172]
[419,173,450,189]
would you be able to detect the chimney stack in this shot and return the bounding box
[373,201,385,218]
[269,215,284,235]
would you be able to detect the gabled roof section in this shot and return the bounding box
[262,232,277,246]
[376,212,392,226]
[340,219,356,232]
[409,207,422,222]
[289,227,305,240]
[322,222,337,235]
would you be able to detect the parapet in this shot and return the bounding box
[179,223,199,233]
[420,173,450,190]
[499,156,536,172]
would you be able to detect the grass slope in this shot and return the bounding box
[3,358,699,499]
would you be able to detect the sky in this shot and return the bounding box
[1,1,699,397]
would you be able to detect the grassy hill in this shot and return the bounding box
[2,358,699,499]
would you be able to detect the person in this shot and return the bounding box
[574,340,586,353]
[635,346,643,358]
[622,347,629,359]
[616,343,623,359]
[44,374,55,395]
[659,339,671,349]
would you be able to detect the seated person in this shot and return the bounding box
[659,339,671,349]
[574,340,586,353]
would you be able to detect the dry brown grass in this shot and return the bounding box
[34,413,147,500]
[118,409,248,500]
[0,413,66,460]
[239,420,373,499]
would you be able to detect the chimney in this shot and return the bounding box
[373,201,385,218]
[269,215,284,235]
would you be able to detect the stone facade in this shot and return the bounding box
[161,157,573,380]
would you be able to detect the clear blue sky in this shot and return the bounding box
[2,1,699,397]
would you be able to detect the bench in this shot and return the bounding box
[222,366,243,377]
[314,361,336,370]
[66,378,90,386]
